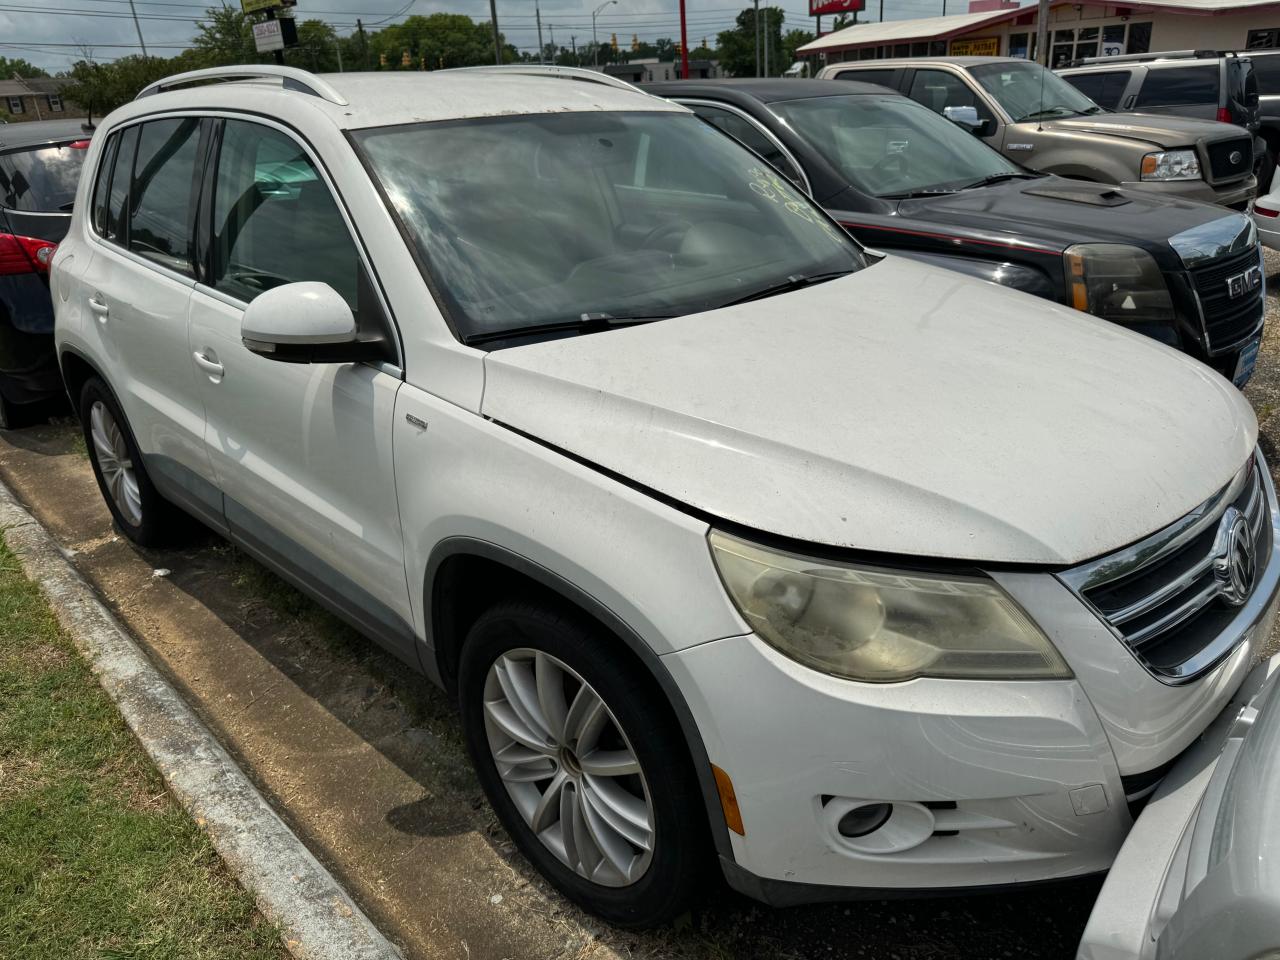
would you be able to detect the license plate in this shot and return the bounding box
[1234,336,1261,388]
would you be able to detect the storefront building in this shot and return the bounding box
[799,0,1280,67]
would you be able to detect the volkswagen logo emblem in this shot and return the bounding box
[1212,507,1256,606]
[1230,150,1244,165]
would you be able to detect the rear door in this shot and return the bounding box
[187,116,415,662]
[1060,69,1134,111]
[1132,63,1221,121]
[76,116,215,519]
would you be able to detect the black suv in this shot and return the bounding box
[648,78,1266,386]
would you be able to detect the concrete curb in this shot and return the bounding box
[0,478,404,960]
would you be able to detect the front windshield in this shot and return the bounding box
[353,111,864,344]
[970,60,1103,122]
[770,94,1021,198]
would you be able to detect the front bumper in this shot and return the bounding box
[1119,175,1256,209]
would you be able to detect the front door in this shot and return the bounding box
[187,116,415,663]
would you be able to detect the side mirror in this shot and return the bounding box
[943,105,988,136]
[241,281,373,364]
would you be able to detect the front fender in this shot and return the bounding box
[889,249,1058,300]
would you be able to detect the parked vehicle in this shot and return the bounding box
[53,65,1279,932]
[649,78,1265,386]
[1079,661,1280,960]
[1058,50,1260,130]
[1236,48,1280,199]
[817,56,1257,208]
[0,119,91,428]
[1253,165,1280,249]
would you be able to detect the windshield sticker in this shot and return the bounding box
[746,164,843,243]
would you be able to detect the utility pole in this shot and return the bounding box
[879,0,884,20]
[753,0,760,77]
[592,0,617,68]
[549,23,557,65]
[571,35,577,64]
[678,0,689,78]
[1034,0,1049,64]
[356,18,368,69]
[332,38,343,71]
[763,8,769,76]
[489,0,502,64]
[127,0,148,56]
[536,0,545,63]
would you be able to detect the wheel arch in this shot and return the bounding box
[424,536,735,863]
[58,345,104,413]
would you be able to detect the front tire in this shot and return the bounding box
[459,600,708,928]
[79,377,189,546]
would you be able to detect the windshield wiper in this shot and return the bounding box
[1016,106,1082,122]
[959,172,1040,190]
[464,312,673,346]
[881,187,960,200]
[713,270,854,309]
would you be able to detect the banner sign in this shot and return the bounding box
[253,19,285,52]
[949,36,1000,56]
[809,0,866,16]
[241,0,282,13]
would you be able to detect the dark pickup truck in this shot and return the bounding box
[649,78,1265,386]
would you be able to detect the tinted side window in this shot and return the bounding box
[129,118,202,275]
[834,68,897,89]
[211,119,360,310]
[106,125,139,245]
[91,134,117,234]
[1136,65,1219,107]
[690,105,805,186]
[1062,70,1131,109]
[907,69,992,120]
[1250,52,1280,91]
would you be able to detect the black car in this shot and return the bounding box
[0,119,92,427]
[647,78,1265,386]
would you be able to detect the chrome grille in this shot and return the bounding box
[1058,451,1274,683]
[1191,247,1265,353]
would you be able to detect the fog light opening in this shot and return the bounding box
[837,802,893,838]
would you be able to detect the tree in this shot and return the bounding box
[782,28,815,67]
[716,7,786,77]
[190,5,257,67]
[367,14,513,69]
[59,55,179,117]
[287,20,341,73]
[0,57,48,79]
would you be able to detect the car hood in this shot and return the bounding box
[1042,112,1250,148]
[480,257,1256,565]
[894,176,1228,253]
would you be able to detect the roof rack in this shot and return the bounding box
[135,65,348,105]
[442,64,642,93]
[1067,49,1231,67]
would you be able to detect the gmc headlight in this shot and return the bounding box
[1141,149,1201,181]
[709,531,1071,683]
[1064,243,1175,324]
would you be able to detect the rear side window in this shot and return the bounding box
[1249,52,1280,90]
[690,105,806,187]
[90,134,117,235]
[105,125,139,244]
[128,118,202,275]
[210,119,360,310]
[0,141,88,212]
[1062,70,1131,109]
[1135,65,1219,107]
[834,68,898,89]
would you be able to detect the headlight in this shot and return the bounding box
[1064,243,1175,324]
[1141,149,1201,181]
[709,531,1072,683]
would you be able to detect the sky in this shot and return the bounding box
[1,0,973,73]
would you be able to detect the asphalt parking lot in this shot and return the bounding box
[4,251,1280,960]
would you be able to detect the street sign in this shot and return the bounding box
[241,0,282,13]
[253,19,285,52]
[809,0,865,15]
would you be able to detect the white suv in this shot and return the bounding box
[51,66,1279,937]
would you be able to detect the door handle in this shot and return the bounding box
[192,351,225,379]
[87,296,109,321]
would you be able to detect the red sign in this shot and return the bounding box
[809,0,865,15]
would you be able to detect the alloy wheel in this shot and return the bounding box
[482,648,655,887]
[89,400,143,527]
